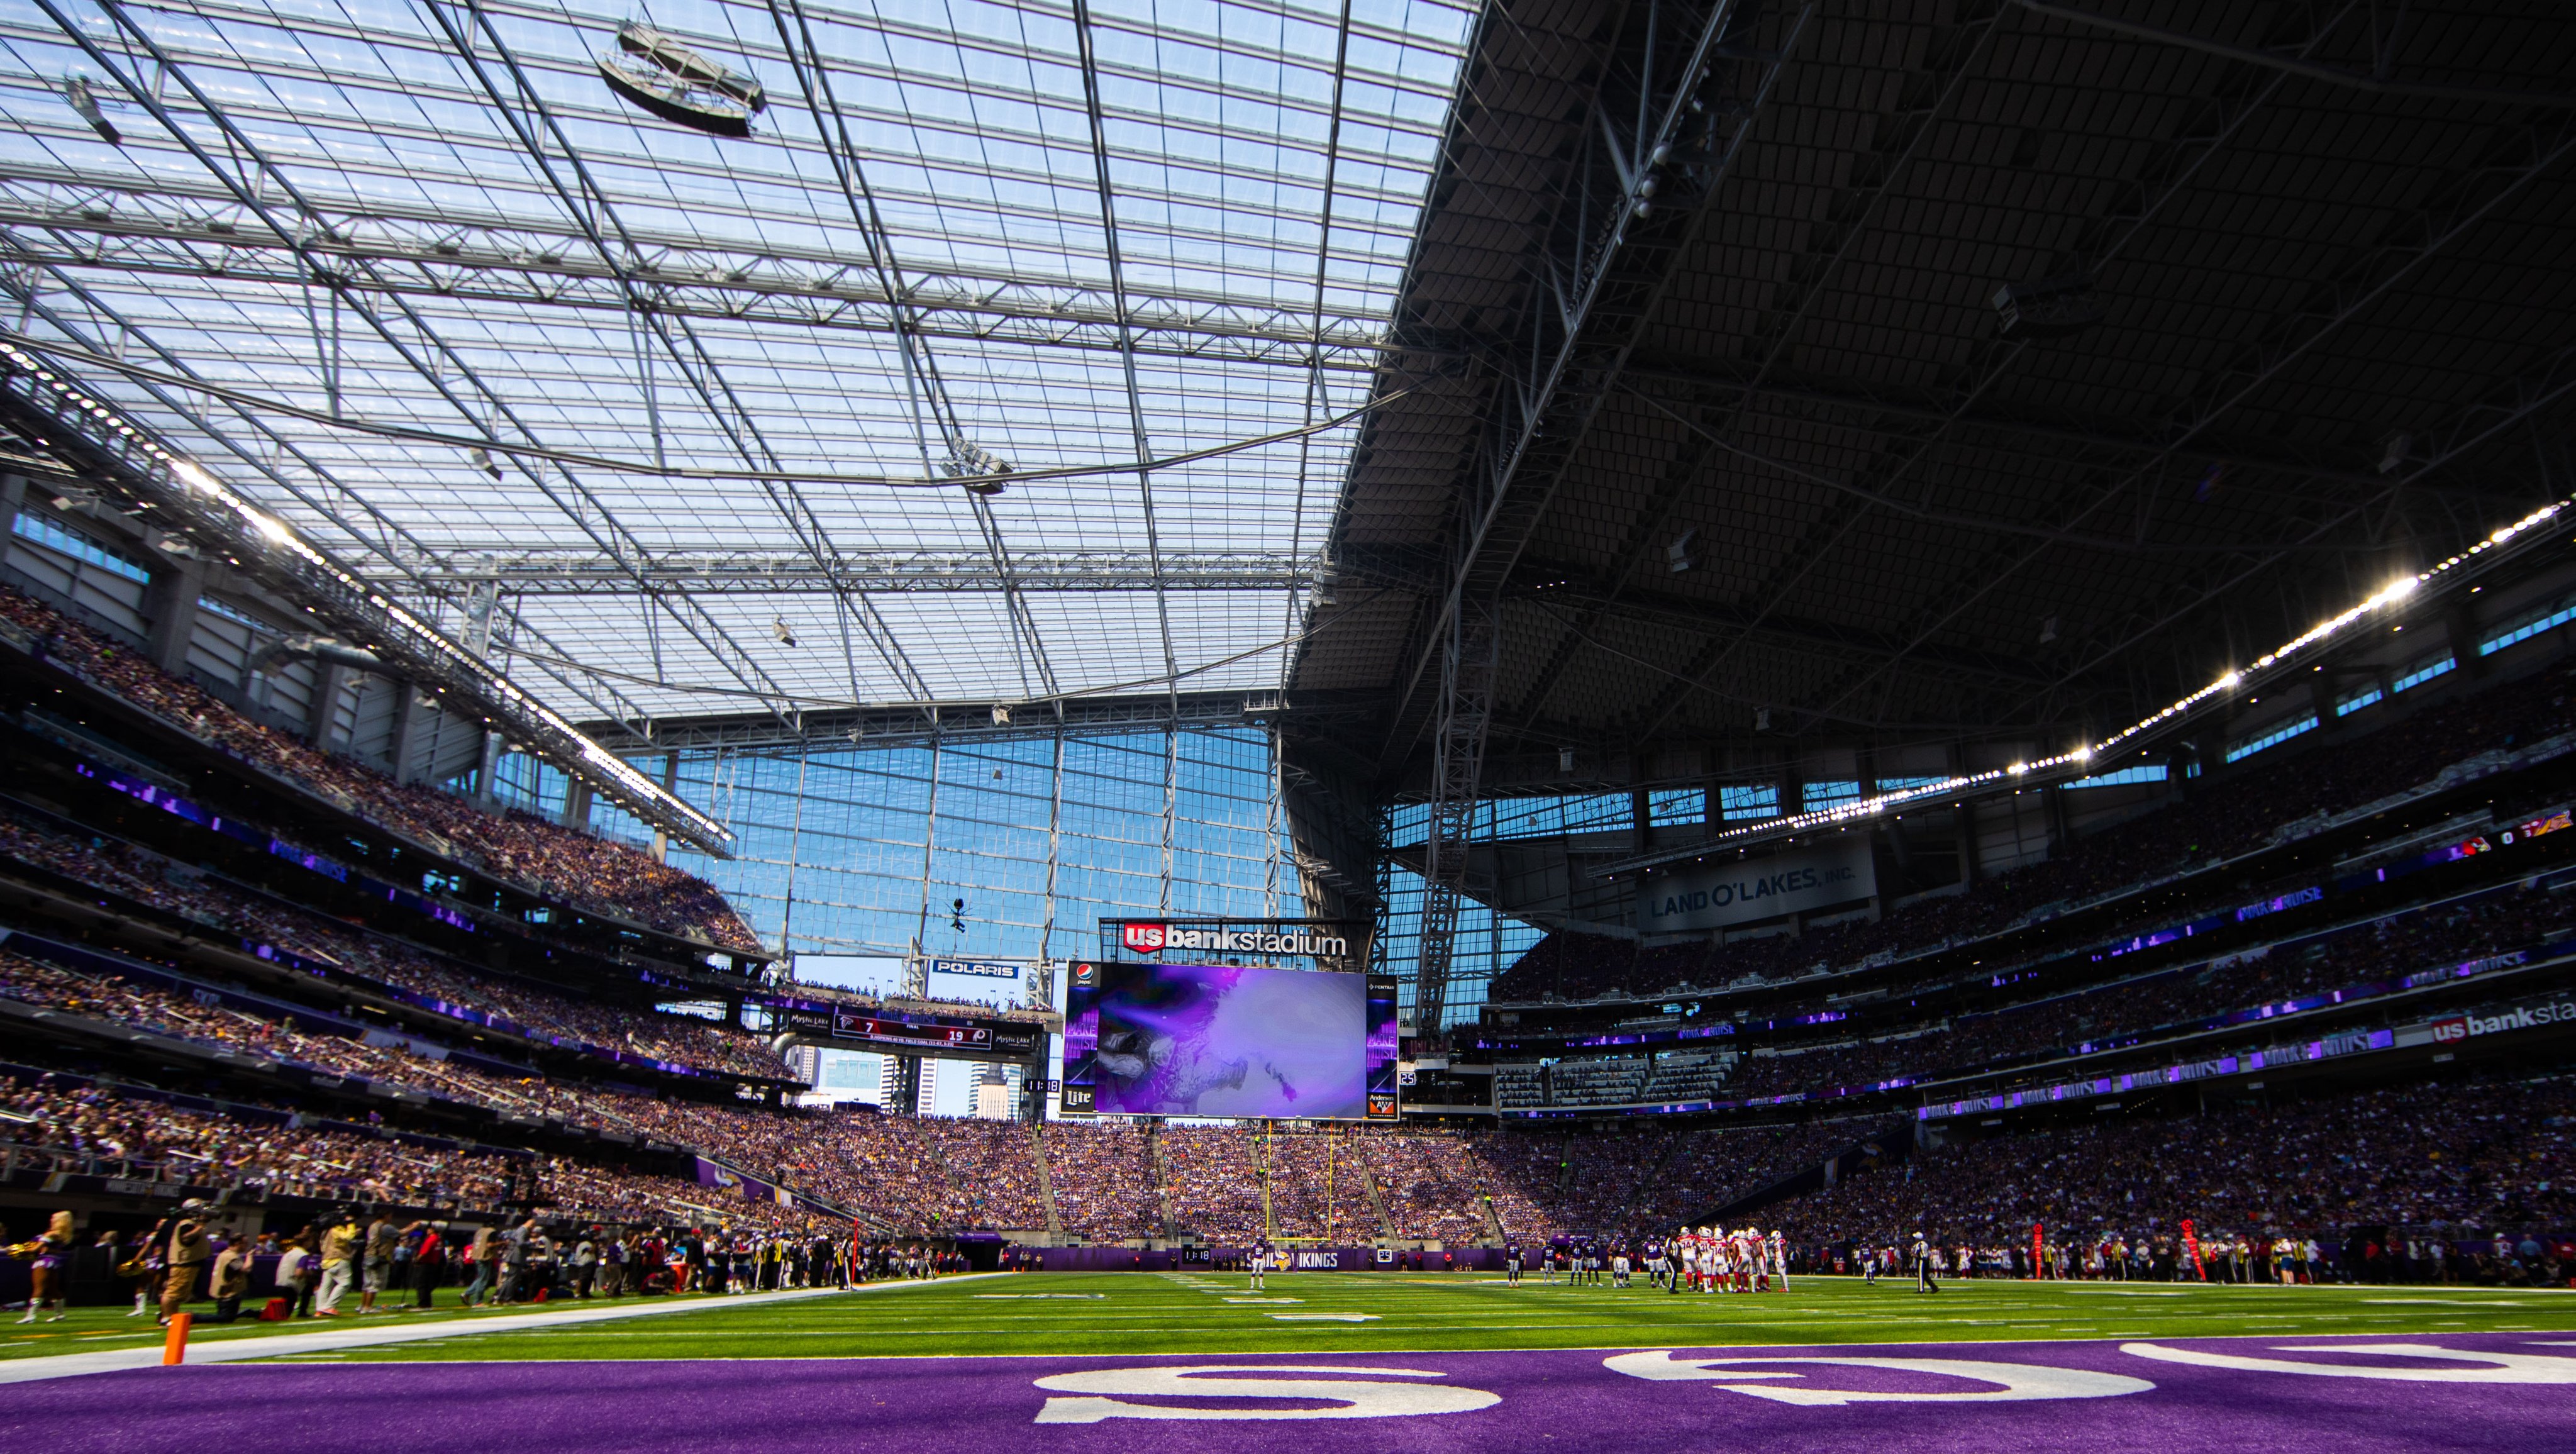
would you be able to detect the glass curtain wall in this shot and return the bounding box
[586,727,1288,981]
[1376,862,1545,1036]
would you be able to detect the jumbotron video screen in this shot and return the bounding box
[1062,962,1399,1119]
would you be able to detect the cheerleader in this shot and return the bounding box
[15,1211,74,1323]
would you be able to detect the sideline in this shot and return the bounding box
[0,1273,1007,1384]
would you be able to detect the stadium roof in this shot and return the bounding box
[1289,0,2576,799]
[0,0,1476,731]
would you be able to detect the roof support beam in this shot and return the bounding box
[41,0,809,738]
[0,183,1387,372]
[0,353,731,851]
[1619,364,2400,492]
[2029,332,2576,716]
[1514,572,2055,689]
[751,0,1054,699]
[1401,0,1812,1030]
[1780,105,2576,740]
[440,0,951,708]
[1382,2,1810,771]
[366,549,1318,595]
[581,690,1279,754]
[1070,0,1180,706]
[1630,4,2353,741]
[0,268,667,743]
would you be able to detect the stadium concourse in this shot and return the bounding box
[5,0,2576,1450]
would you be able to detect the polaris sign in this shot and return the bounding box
[1636,840,1877,932]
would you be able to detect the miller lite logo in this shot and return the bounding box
[1121,922,1167,953]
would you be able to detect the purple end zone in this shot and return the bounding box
[3,1333,2571,1454]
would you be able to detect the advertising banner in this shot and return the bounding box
[2429,991,2576,1043]
[926,958,1020,979]
[1635,840,1877,933]
[692,1157,799,1211]
[1096,918,1368,969]
[772,1002,1042,1058]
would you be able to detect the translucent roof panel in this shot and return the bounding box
[0,0,1473,718]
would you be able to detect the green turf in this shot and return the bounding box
[0,1294,669,1362]
[257,1273,2576,1363]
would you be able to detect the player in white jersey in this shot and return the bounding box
[1767,1229,1789,1292]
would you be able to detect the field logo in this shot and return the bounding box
[1033,1365,1498,1422]
[1122,922,1168,954]
[1604,1351,2153,1404]
[2122,1343,2576,1382]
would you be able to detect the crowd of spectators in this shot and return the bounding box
[0,804,791,1080]
[1494,655,2576,1006]
[1771,1071,2576,1251]
[0,1069,855,1240]
[538,1159,840,1237]
[0,923,1907,1246]
[1264,1131,1372,1241]
[1,584,759,950]
[1045,1119,1160,1240]
[923,1118,1050,1230]
[0,1072,523,1207]
[1625,1121,1872,1231]
[1355,1132,1492,1244]
[1160,1124,1273,1240]
[0,949,513,1104]
[0,943,875,1221]
[1713,878,2576,1101]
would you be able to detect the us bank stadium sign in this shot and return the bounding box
[1099,918,1369,968]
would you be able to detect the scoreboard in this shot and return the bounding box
[774,1002,1043,1058]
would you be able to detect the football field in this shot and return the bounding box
[7,1271,2571,1365]
[277,1270,2576,1360]
[5,1275,2572,1453]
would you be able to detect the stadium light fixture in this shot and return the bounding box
[1626,495,2574,862]
[598,22,767,138]
[1992,273,2104,339]
[62,75,121,145]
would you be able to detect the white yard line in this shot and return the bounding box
[0,1274,1005,1384]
